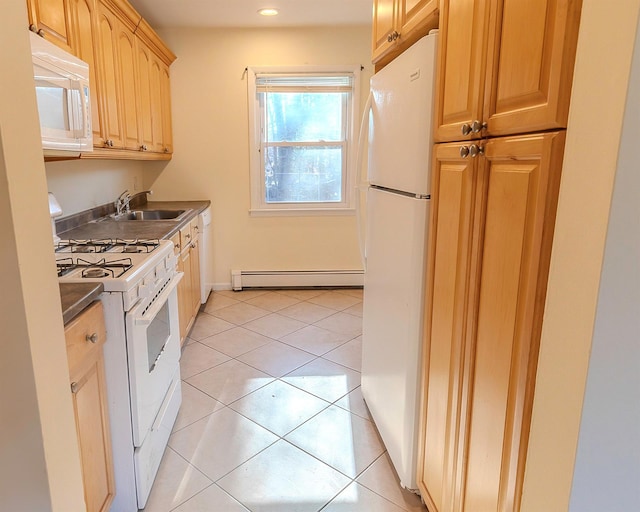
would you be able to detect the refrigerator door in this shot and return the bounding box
[361,186,429,490]
[368,32,437,195]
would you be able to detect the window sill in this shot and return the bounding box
[249,207,356,217]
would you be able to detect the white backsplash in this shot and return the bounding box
[45,159,146,217]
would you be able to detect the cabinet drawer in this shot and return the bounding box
[170,232,181,256]
[190,218,200,241]
[65,301,106,371]
[180,224,192,252]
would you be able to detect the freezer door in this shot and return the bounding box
[361,186,429,490]
[368,33,437,195]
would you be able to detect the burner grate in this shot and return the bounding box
[55,238,161,254]
[56,256,134,279]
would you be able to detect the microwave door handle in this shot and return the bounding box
[78,79,91,139]
[65,81,79,139]
[70,80,83,139]
[83,82,92,139]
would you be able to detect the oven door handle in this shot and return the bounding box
[133,272,183,326]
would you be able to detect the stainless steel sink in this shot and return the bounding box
[113,209,188,221]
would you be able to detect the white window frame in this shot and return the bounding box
[247,65,361,216]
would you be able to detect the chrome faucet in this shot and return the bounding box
[115,190,132,216]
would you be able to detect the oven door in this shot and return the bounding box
[126,272,182,447]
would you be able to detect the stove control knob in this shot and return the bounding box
[138,275,155,299]
[156,265,167,281]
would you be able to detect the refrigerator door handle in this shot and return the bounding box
[356,90,373,189]
[355,90,373,268]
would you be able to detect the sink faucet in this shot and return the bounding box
[115,190,131,216]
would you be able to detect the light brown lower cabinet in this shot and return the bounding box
[418,131,566,512]
[173,218,202,345]
[65,300,115,512]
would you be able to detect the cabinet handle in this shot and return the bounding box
[140,144,148,151]
[461,123,472,136]
[185,233,191,240]
[469,144,484,158]
[71,382,79,394]
[37,29,45,37]
[387,33,393,43]
[191,242,196,249]
[460,145,470,158]
[175,243,180,250]
[164,147,169,153]
[29,24,37,33]
[105,139,114,147]
[392,30,399,41]
[471,120,487,133]
[85,332,99,344]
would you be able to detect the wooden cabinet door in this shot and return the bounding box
[116,24,140,150]
[190,234,201,317]
[461,131,565,512]
[434,0,490,142]
[160,63,173,154]
[27,0,73,52]
[71,356,114,512]
[372,0,398,63]
[65,301,114,512]
[95,3,123,149]
[179,247,193,344]
[149,56,164,153]
[483,0,582,136]
[418,142,477,512]
[135,39,154,151]
[400,0,439,40]
[68,0,102,146]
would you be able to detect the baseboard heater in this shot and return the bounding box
[230,269,364,290]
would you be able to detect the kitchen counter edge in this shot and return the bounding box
[60,282,105,325]
[58,200,211,241]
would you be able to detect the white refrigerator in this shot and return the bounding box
[359,32,437,491]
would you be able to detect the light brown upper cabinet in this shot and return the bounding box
[372,0,439,67]
[67,0,103,146]
[418,131,567,512]
[95,2,126,149]
[27,0,73,52]
[135,38,154,152]
[29,0,176,160]
[136,18,175,155]
[435,0,582,142]
[160,64,173,154]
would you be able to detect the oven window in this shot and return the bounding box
[147,301,170,372]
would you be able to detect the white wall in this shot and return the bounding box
[521,1,640,510]
[46,158,146,216]
[0,2,85,510]
[568,12,640,511]
[144,26,372,288]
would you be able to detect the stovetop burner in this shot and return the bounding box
[84,268,109,278]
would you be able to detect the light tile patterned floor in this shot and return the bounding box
[143,289,426,512]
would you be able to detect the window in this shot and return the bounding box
[247,66,360,215]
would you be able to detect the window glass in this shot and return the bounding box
[248,66,360,215]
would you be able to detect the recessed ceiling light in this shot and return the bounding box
[258,8,279,16]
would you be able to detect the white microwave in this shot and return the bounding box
[30,31,92,155]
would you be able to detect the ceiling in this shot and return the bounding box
[127,0,373,29]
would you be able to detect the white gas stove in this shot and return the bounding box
[57,237,183,510]
[56,238,177,310]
